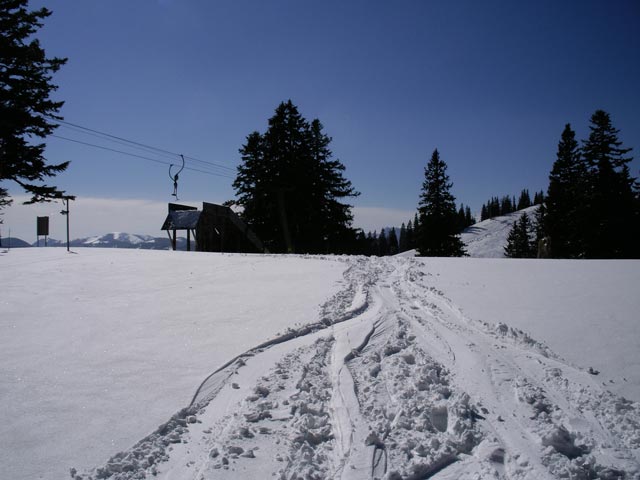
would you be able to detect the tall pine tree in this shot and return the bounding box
[581,110,637,258]
[398,223,408,252]
[388,227,399,255]
[517,189,531,210]
[1,0,72,216]
[545,124,587,258]
[234,101,359,253]
[416,149,466,257]
[377,229,389,256]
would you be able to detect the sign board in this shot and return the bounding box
[37,216,49,236]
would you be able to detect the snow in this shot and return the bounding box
[416,257,640,402]
[0,248,345,480]
[1,248,638,480]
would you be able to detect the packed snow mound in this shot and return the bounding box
[461,205,539,258]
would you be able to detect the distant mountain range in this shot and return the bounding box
[1,232,187,250]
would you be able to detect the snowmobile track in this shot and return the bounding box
[75,256,640,480]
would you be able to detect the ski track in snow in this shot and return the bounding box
[74,256,640,480]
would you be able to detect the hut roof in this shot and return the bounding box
[161,210,201,230]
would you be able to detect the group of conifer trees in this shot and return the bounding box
[359,228,401,256]
[232,100,360,254]
[480,190,544,221]
[504,110,639,259]
[231,102,474,257]
[360,216,418,257]
[541,110,639,258]
[503,212,541,258]
[363,202,475,257]
[231,101,637,258]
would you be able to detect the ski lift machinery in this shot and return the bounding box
[169,154,185,200]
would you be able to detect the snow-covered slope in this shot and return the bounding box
[461,206,539,258]
[1,249,638,480]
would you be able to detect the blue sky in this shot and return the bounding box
[3,0,640,240]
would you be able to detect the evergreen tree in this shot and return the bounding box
[416,149,466,256]
[354,229,367,255]
[233,101,359,253]
[398,222,408,252]
[455,203,475,231]
[480,204,488,221]
[500,195,513,215]
[457,204,466,232]
[465,206,474,227]
[581,110,637,258]
[365,231,375,256]
[517,189,531,210]
[388,227,399,255]
[489,197,501,218]
[504,213,536,258]
[533,190,545,205]
[377,229,388,256]
[545,124,586,257]
[0,0,72,215]
[405,220,415,251]
[534,201,547,256]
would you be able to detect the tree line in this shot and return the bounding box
[504,110,639,259]
[3,2,638,258]
[359,201,475,257]
[480,189,544,221]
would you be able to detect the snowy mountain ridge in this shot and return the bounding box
[81,232,157,246]
[1,232,186,249]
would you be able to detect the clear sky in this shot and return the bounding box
[2,0,640,241]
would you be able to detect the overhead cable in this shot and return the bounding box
[47,117,236,173]
[50,134,234,179]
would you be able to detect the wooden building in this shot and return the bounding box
[161,202,264,253]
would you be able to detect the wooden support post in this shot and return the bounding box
[187,229,191,252]
[220,222,224,253]
[172,229,177,251]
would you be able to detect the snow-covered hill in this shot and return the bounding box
[0,236,32,248]
[461,205,539,258]
[1,249,638,480]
